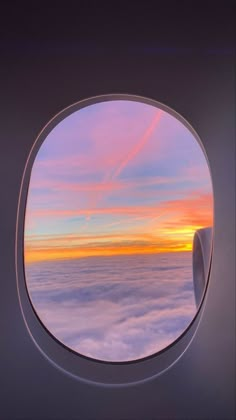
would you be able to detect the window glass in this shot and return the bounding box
[24,99,213,362]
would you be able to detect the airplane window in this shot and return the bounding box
[24,97,213,362]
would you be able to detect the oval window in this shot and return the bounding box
[24,96,213,362]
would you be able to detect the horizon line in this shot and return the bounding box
[24,247,192,264]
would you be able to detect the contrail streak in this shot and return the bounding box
[81,109,163,227]
[112,109,163,179]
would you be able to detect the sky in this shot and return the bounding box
[24,100,213,263]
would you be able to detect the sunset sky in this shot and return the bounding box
[24,100,213,263]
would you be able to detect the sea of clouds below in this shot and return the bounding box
[25,252,196,362]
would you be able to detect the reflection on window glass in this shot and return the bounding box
[24,99,213,362]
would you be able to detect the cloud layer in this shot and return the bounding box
[26,252,196,362]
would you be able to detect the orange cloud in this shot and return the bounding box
[25,191,213,263]
[25,238,192,264]
[27,191,213,221]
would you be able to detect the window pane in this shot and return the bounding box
[24,99,213,362]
